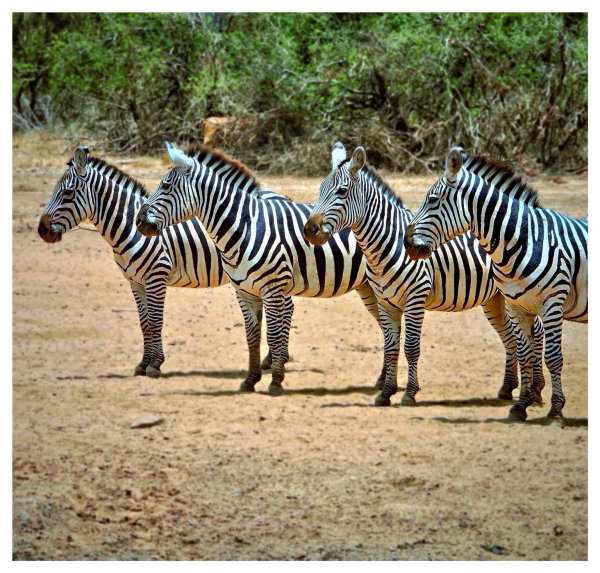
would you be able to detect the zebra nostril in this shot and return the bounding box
[304,220,317,238]
[137,204,149,222]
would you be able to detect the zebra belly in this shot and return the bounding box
[495,266,587,322]
[286,250,366,298]
[424,243,495,312]
[164,224,227,289]
[564,244,588,322]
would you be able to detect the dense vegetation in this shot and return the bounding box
[13,13,587,174]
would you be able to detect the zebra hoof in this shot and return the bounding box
[546,409,564,419]
[238,381,256,393]
[507,409,527,422]
[268,384,285,397]
[497,388,514,400]
[134,365,147,376]
[146,366,161,379]
[400,394,417,407]
[374,394,391,407]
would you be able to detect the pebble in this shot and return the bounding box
[130,415,164,429]
[481,544,509,555]
[17,509,32,524]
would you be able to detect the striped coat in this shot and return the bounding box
[38,147,307,377]
[136,143,383,395]
[405,147,587,420]
[304,143,543,407]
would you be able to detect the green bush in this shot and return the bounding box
[13,13,587,174]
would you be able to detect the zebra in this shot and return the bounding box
[303,143,544,407]
[37,146,328,380]
[404,147,587,421]
[135,142,385,395]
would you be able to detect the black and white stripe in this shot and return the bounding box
[136,143,383,395]
[38,147,304,377]
[303,143,544,407]
[405,147,587,420]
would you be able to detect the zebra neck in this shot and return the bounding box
[193,169,256,260]
[89,174,147,252]
[351,183,413,274]
[466,176,525,267]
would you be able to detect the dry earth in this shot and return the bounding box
[13,133,588,560]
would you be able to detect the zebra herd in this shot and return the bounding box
[39,142,587,422]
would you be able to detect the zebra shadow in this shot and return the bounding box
[144,384,381,398]
[319,396,518,409]
[98,367,330,380]
[98,369,248,380]
[431,416,588,427]
[408,397,518,408]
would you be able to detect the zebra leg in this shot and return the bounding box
[261,296,293,370]
[481,292,519,400]
[130,282,152,376]
[355,283,386,389]
[541,308,565,418]
[505,303,537,421]
[235,291,264,392]
[263,292,287,396]
[532,318,546,405]
[144,274,168,378]
[400,302,426,407]
[374,302,402,407]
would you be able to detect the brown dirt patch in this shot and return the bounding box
[13,133,587,560]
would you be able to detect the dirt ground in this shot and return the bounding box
[13,133,588,560]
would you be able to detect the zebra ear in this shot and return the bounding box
[331,142,347,170]
[445,147,463,182]
[73,147,89,176]
[349,147,366,175]
[454,146,468,163]
[166,142,194,175]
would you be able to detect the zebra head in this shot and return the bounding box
[136,142,195,237]
[38,147,94,243]
[304,143,366,246]
[404,146,469,261]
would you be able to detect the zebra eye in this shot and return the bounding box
[336,186,348,195]
[62,186,76,198]
[428,194,439,203]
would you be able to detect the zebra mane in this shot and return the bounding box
[183,145,262,194]
[337,159,407,210]
[362,164,406,210]
[464,154,541,208]
[69,156,149,197]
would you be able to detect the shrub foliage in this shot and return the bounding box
[13,13,587,174]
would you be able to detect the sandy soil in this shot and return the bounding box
[13,133,588,560]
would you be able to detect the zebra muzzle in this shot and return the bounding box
[136,204,161,237]
[38,214,62,243]
[403,224,432,261]
[303,215,330,246]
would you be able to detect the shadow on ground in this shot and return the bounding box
[95,367,327,380]
[431,415,588,427]
[143,384,382,398]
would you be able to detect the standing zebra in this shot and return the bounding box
[37,147,321,380]
[136,143,385,395]
[404,147,587,420]
[303,143,544,407]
